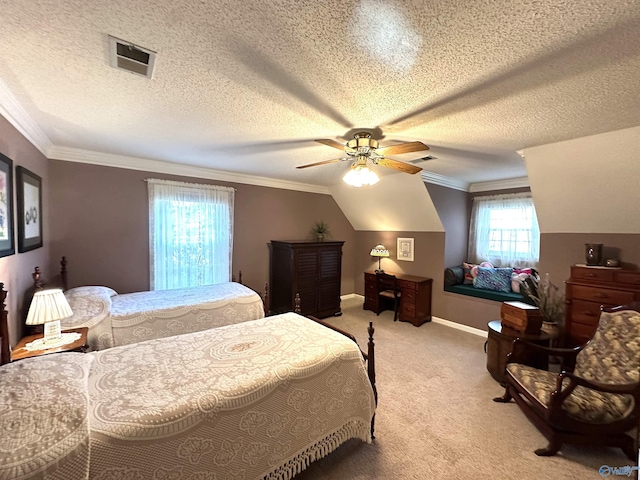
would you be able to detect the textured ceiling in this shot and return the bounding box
[1,0,640,188]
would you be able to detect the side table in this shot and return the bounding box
[11,327,89,361]
[486,321,556,386]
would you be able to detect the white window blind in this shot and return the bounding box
[148,179,234,290]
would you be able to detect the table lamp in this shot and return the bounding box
[370,244,389,273]
[25,289,73,347]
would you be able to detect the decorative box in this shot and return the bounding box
[500,301,543,333]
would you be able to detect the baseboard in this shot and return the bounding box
[431,316,488,338]
[343,294,487,338]
[341,293,364,300]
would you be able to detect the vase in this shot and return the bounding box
[585,243,603,266]
[316,233,325,242]
[541,321,560,337]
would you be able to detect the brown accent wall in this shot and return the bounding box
[539,233,640,288]
[48,160,356,297]
[0,116,51,345]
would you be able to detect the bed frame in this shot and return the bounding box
[31,256,271,314]
[1,286,377,437]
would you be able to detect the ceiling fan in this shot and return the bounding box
[296,132,430,186]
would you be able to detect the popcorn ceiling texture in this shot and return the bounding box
[1,0,639,186]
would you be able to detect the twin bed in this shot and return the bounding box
[0,262,378,480]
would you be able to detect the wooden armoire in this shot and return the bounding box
[269,240,344,318]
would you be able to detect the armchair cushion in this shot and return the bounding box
[507,364,635,424]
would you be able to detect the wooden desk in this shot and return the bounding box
[364,271,432,326]
[11,327,89,361]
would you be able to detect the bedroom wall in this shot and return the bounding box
[0,115,51,345]
[48,160,357,297]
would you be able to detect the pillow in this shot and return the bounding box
[513,268,533,275]
[474,267,513,293]
[65,286,118,298]
[480,261,494,268]
[444,266,464,286]
[63,289,112,329]
[511,272,530,293]
[462,262,477,284]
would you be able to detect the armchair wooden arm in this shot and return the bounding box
[508,338,583,369]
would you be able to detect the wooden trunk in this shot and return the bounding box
[500,301,543,333]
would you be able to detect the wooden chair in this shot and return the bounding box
[494,302,640,459]
[376,272,401,322]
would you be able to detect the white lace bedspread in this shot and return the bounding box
[64,283,265,350]
[1,313,375,480]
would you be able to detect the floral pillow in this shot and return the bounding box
[462,262,477,284]
[474,267,513,293]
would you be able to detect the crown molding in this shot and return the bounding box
[0,78,52,156]
[48,146,331,195]
[421,171,469,191]
[469,176,530,193]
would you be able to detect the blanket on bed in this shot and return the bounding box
[62,282,265,350]
[1,313,376,480]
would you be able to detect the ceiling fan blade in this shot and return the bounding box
[374,141,430,156]
[296,158,348,169]
[315,139,356,153]
[376,158,423,174]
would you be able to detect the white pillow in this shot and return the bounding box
[65,285,118,298]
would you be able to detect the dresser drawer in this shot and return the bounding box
[570,285,634,305]
[571,267,614,283]
[614,271,640,287]
[570,299,603,326]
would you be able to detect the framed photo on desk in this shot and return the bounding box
[397,237,414,261]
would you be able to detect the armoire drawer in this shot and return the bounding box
[570,267,614,283]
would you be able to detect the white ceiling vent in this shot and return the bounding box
[109,36,156,79]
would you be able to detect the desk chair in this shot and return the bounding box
[376,272,401,322]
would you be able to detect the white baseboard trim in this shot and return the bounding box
[431,316,488,338]
[341,293,364,300]
[342,294,488,337]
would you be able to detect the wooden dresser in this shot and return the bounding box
[269,240,344,318]
[363,271,432,326]
[565,265,640,344]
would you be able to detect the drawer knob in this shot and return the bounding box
[594,293,607,299]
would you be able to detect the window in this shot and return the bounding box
[148,179,234,290]
[468,192,539,267]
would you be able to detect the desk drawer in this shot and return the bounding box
[399,280,416,291]
[402,289,416,304]
[402,302,416,317]
[571,285,634,305]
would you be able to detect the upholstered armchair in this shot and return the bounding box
[494,303,640,459]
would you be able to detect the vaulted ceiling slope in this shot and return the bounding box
[1,1,640,189]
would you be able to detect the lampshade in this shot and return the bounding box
[343,165,380,187]
[26,289,73,326]
[370,245,390,257]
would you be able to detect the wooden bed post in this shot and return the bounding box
[294,293,301,314]
[0,284,9,366]
[238,270,243,285]
[264,283,269,316]
[60,256,68,291]
[32,267,43,291]
[367,321,377,439]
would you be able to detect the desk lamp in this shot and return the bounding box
[25,289,73,348]
[370,244,389,273]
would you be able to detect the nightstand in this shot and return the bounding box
[11,327,89,361]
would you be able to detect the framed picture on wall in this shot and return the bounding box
[0,153,15,258]
[397,237,414,261]
[17,166,43,252]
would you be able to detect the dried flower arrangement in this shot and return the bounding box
[521,273,565,326]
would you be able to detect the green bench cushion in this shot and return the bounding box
[444,283,535,304]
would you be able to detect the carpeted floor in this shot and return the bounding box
[295,297,633,480]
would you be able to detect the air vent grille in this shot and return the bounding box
[409,155,437,164]
[109,36,156,79]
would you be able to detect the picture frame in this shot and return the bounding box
[16,166,42,252]
[0,153,15,258]
[397,237,414,262]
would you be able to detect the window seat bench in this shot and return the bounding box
[444,284,534,304]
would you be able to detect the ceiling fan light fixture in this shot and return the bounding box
[343,165,380,187]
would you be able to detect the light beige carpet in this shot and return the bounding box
[296,297,633,480]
